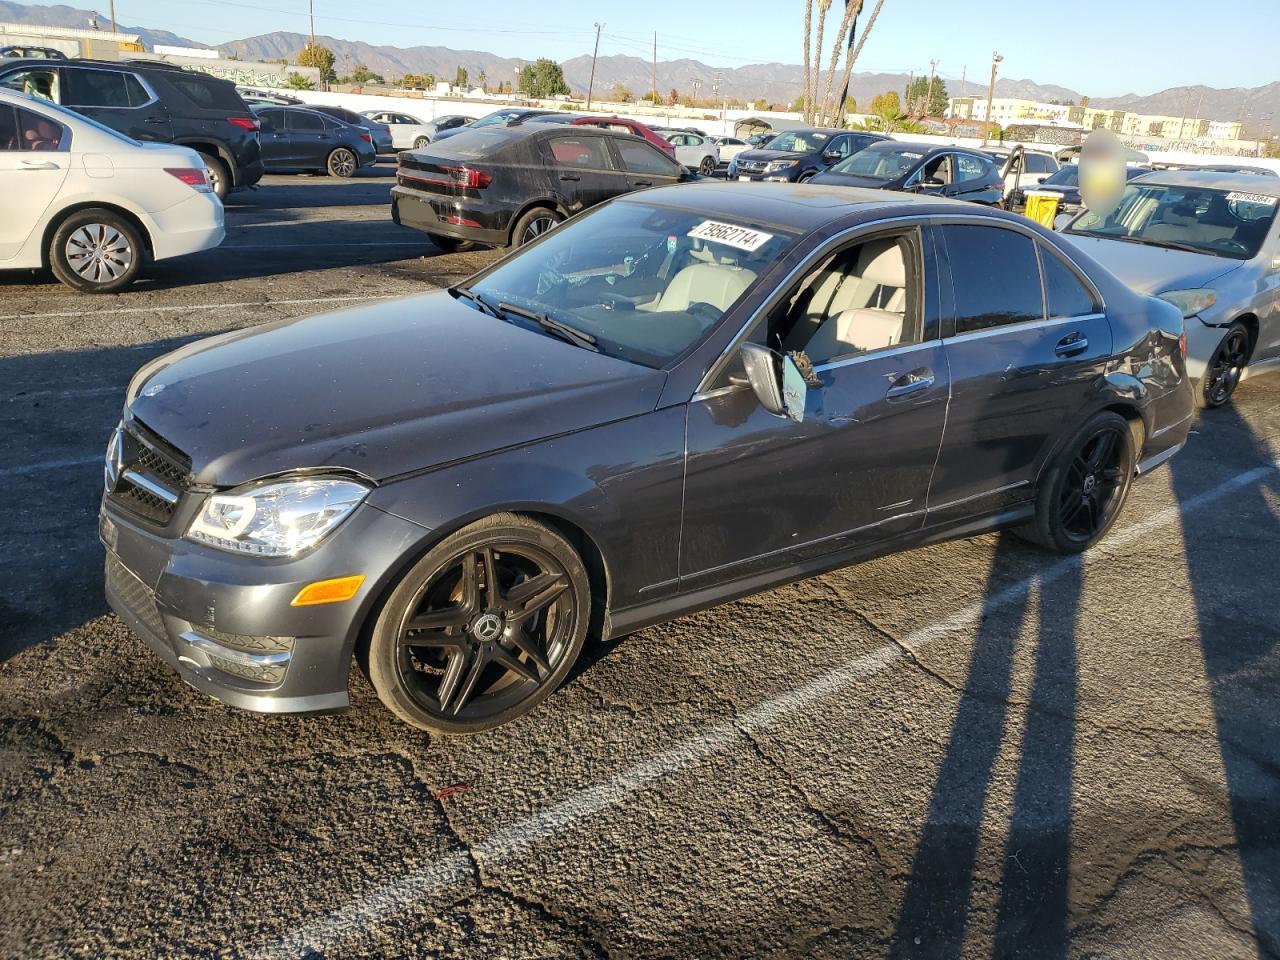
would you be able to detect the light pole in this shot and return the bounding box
[982,51,1003,145]
[712,74,723,128]
[926,58,938,117]
[586,22,604,111]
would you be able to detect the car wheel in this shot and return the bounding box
[48,209,145,294]
[202,154,230,201]
[797,171,816,183]
[512,207,563,247]
[413,136,430,149]
[1015,411,1136,554]
[327,147,358,178]
[366,513,591,734]
[426,233,474,253]
[699,155,716,176]
[1199,322,1250,408]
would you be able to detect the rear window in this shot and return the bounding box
[165,73,247,111]
[428,127,519,159]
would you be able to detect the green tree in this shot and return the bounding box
[611,83,634,103]
[284,72,315,91]
[477,70,487,91]
[790,94,805,112]
[454,65,469,88]
[858,90,925,134]
[296,43,336,84]
[344,64,383,85]
[905,75,949,117]
[517,58,570,98]
[400,73,434,90]
[639,90,662,104]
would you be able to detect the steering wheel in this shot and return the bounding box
[598,292,635,311]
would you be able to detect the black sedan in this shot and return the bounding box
[811,141,1004,204]
[102,183,1193,734]
[392,124,690,250]
[727,127,886,182]
[431,107,557,143]
[253,105,377,177]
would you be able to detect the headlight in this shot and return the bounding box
[1156,288,1217,319]
[187,478,369,557]
[766,160,797,172]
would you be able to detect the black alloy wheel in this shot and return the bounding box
[367,514,589,733]
[1201,323,1249,408]
[512,207,563,247]
[1016,411,1135,554]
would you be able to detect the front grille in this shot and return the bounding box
[737,160,765,173]
[106,554,166,639]
[205,654,286,686]
[196,625,294,656]
[107,419,191,526]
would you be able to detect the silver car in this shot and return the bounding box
[663,131,719,175]
[1062,170,1280,407]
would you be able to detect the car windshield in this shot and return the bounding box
[472,111,517,128]
[831,146,923,181]
[1041,165,1080,187]
[463,200,800,368]
[763,131,829,153]
[1067,183,1279,259]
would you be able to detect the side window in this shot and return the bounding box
[2,68,60,102]
[166,74,242,110]
[256,109,282,132]
[288,110,325,133]
[617,139,679,176]
[775,232,923,365]
[1026,154,1056,174]
[955,154,988,182]
[827,136,853,160]
[943,225,1044,334]
[920,154,952,184]
[64,69,147,108]
[1039,244,1100,318]
[0,104,67,151]
[545,135,613,170]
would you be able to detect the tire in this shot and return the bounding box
[797,171,816,183]
[511,207,563,247]
[413,136,430,149]
[427,233,474,253]
[326,147,358,178]
[48,209,145,294]
[202,154,230,201]
[699,155,716,176]
[367,513,591,734]
[1014,411,1136,554]
[1198,321,1250,409]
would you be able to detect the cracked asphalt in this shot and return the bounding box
[2,164,1279,960]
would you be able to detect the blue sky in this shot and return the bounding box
[38,0,1280,97]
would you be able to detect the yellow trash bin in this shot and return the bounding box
[1024,191,1061,229]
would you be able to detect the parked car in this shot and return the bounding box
[305,103,393,154]
[392,124,688,251]
[253,105,377,177]
[0,88,223,292]
[102,182,1192,733]
[745,132,775,147]
[568,115,676,158]
[985,146,1060,200]
[728,128,885,182]
[0,45,68,60]
[430,107,556,142]
[362,110,472,150]
[663,131,719,175]
[1013,163,1149,218]
[1061,170,1280,407]
[0,58,262,199]
[1186,163,1278,177]
[708,135,750,162]
[811,141,1004,204]
[235,87,302,107]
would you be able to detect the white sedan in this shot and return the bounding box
[663,132,719,175]
[0,88,224,293]
[708,135,750,163]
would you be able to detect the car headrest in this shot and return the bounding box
[689,242,737,266]
[855,238,906,288]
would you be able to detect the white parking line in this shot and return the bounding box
[255,461,1279,959]
[0,455,100,478]
[0,294,399,324]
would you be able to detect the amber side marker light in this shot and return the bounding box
[291,575,366,607]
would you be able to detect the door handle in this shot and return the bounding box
[559,173,581,181]
[1055,333,1089,357]
[144,116,167,124]
[885,368,935,399]
[633,179,653,187]
[19,160,58,170]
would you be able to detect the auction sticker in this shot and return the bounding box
[1226,192,1278,206]
[688,220,773,252]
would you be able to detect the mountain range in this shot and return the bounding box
[2,2,1277,133]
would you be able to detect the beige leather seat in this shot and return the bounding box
[637,244,757,316]
[802,239,908,362]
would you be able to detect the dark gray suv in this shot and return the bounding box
[101,184,1193,734]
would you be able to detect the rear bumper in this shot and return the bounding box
[147,192,225,261]
[233,157,265,189]
[391,185,510,246]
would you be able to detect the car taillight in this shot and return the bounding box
[227,116,259,132]
[360,131,373,144]
[443,165,492,188]
[165,167,211,192]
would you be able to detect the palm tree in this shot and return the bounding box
[816,0,860,125]
[825,0,887,124]
[801,0,814,122]
[809,0,832,124]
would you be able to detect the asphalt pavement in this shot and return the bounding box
[1,163,1278,960]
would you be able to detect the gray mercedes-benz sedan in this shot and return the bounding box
[101,183,1193,733]
[1062,170,1280,407]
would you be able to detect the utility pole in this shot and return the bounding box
[652,32,657,105]
[586,22,604,110]
[109,0,116,33]
[925,58,938,118]
[959,64,966,102]
[713,73,724,128]
[835,0,859,126]
[981,51,1002,145]
[308,0,315,48]
[691,77,702,105]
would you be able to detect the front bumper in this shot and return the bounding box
[101,499,428,714]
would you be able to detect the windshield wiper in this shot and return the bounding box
[451,285,503,319]
[497,301,600,352]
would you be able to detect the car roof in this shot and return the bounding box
[1130,169,1280,196]
[620,181,965,232]
[864,140,991,159]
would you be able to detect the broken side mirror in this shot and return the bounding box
[737,343,806,422]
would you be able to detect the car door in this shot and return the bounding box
[62,67,171,141]
[256,108,290,168]
[0,101,70,261]
[286,109,334,167]
[950,153,1000,204]
[612,137,683,192]
[926,221,1113,524]
[679,224,950,588]
[542,133,628,213]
